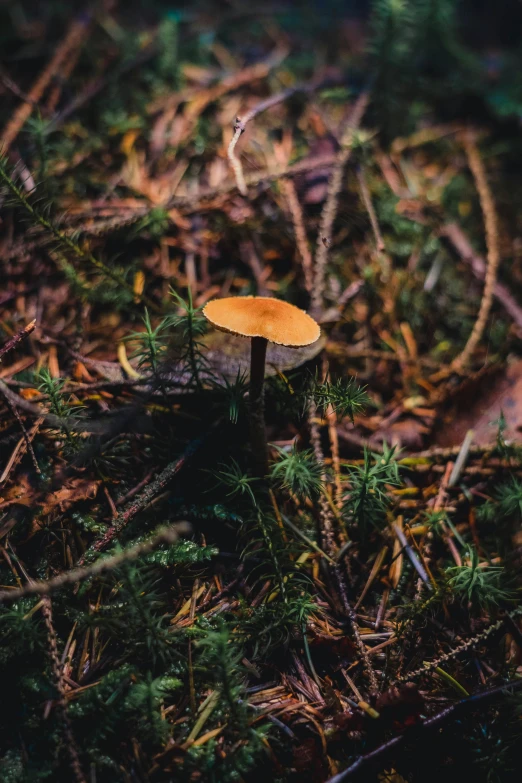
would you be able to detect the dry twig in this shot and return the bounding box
[441,222,522,331]
[356,164,385,252]
[308,403,379,693]
[311,91,370,316]
[452,130,501,370]
[226,78,341,196]
[0,523,189,604]
[0,319,36,363]
[41,596,86,783]
[281,178,314,294]
[1,13,90,149]
[326,676,522,782]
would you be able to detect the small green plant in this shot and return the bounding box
[130,207,171,241]
[194,622,268,779]
[125,673,181,744]
[166,288,209,391]
[270,445,324,501]
[424,509,466,546]
[239,590,315,657]
[446,547,512,610]
[126,308,169,375]
[491,478,522,519]
[343,442,402,532]
[91,557,175,667]
[0,155,145,308]
[210,459,260,506]
[477,476,522,528]
[0,599,45,665]
[143,539,218,569]
[304,375,370,422]
[489,411,522,462]
[211,368,248,424]
[242,509,289,603]
[36,369,84,454]
[25,114,53,182]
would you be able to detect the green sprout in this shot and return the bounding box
[210,459,260,506]
[446,547,512,610]
[270,445,324,501]
[343,442,402,532]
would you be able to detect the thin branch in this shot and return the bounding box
[356,164,385,252]
[0,163,159,312]
[0,391,40,478]
[312,91,370,317]
[281,178,314,294]
[325,677,522,782]
[228,118,248,195]
[148,44,288,116]
[396,606,522,683]
[0,523,189,604]
[452,130,501,370]
[41,596,87,783]
[0,377,141,435]
[226,78,341,196]
[308,402,378,693]
[1,13,91,149]
[78,427,214,562]
[35,154,340,233]
[441,222,522,331]
[0,319,36,362]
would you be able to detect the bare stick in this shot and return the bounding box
[452,130,501,370]
[441,222,522,331]
[281,178,314,294]
[149,45,288,116]
[356,164,385,252]
[45,43,83,113]
[77,427,213,562]
[325,676,522,782]
[1,13,90,150]
[0,523,189,604]
[0,319,36,362]
[392,524,432,587]
[0,69,39,105]
[309,402,378,693]
[396,606,522,683]
[226,79,338,196]
[41,596,87,783]
[312,91,370,316]
[228,118,248,195]
[448,429,474,487]
[0,390,40,477]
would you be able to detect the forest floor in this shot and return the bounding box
[1,3,522,782]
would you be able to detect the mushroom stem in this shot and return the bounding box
[249,336,269,477]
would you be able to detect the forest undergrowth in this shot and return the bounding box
[2,1,522,781]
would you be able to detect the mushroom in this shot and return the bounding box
[203,296,320,476]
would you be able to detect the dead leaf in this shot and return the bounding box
[40,478,100,516]
[435,359,522,446]
[0,474,35,508]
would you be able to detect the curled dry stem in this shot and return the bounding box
[311,90,370,317]
[452,129,500,370]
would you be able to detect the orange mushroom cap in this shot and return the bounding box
[203,296,320,348]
